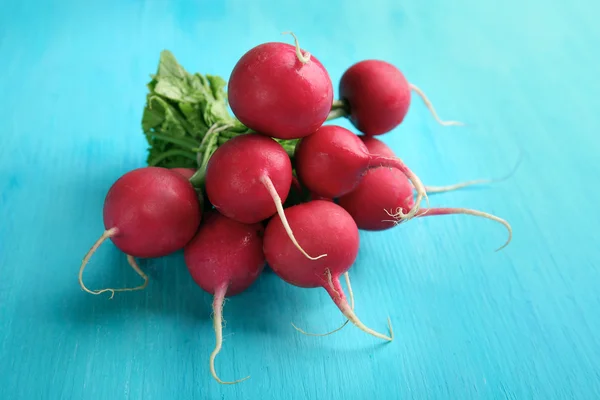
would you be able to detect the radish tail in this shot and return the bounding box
[210,284,250,385]
[369,155,429,221]
[291,272,354,337]
[261,175,327,260]
[282,31,311,64]
[324,272,393,341]
[425,180,496,194]
[423,153,523,194]
[78,228,149,299]
[409,84,464,126]
[389,207,512,251]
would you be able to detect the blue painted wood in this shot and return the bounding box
[1,0,599,398]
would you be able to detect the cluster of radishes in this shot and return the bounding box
[79,34,512,384]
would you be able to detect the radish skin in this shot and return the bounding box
[338,60,462,135]
[295,125,428,221]
[264,200,393,341]
[206,134,325,260]
[184,212,265,384]
[78,167,201,297]
[228,36,333,139]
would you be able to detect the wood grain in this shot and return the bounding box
[1,0,599,398]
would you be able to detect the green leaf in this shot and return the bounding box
[141,50,251,169]
[141,103,164,132]
[206,75,228,102]
[155,50,189,80]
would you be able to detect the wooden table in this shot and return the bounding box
[1,0,599,398]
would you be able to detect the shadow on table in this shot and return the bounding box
[55,249,335,339]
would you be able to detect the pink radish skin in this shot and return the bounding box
[171,167,196,179]
[338,138,412,231]
[338,138,512,250]
[206,134,325,260]
[228,35,333,139]
[264,200,393,341]
[184,211,265,384]
[172,167,205,208]
[79,167,202,298]
[294,125,427,221]
[339,60,462,136]
[206,134,291,224]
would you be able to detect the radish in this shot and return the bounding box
[184,211,265,384]
[205,133,325,260]
[228,33,333,139]
[171,167,196,179]
[78,167,202,298]
[294,124,428,221]
[264,200,393,341]
[338,60,462,136]
[172,167,206,209]
[338,137,512,250]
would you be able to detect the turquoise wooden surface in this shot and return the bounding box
[1,0,599,398]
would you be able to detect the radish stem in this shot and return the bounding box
[210,284,250,385]
[261,175,327,260]
[78,228,149,298]
[326,107,348,121]
[409,84,464,126]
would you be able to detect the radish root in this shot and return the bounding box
[78,228,149,299]
[291,272,354,336]
[369,155,429,221]
[423,153,523,194]
[409,84,464,126]
[387,207,513,251]
[210,285,250,385]
[282,31,311,64]
[261,175,327,260]
[325,272,393,341]
[425,180,497,194]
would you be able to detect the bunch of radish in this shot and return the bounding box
[78,33,513,384]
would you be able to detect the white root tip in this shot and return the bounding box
[261,175,326,260]
[391,207,513,251]
[340,304,393,342]
[409,83,465,126]
[210,286,250,385]
[78,228,149,299]
[282,31,311,64]
[330,274,392,342]
[396,173,429,222]
[290,272,354,337]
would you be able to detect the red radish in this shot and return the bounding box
[171,167,196,179]
[291,272,354,337]
[228,33,333,139]
[78,167,202,297]
[205,133,325,260]
[171,167,205,209]
[338,137,512,250]
[264,200,393,341]
[184,211,265,384]
[295,125,428,221]
[338,60,462,136]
